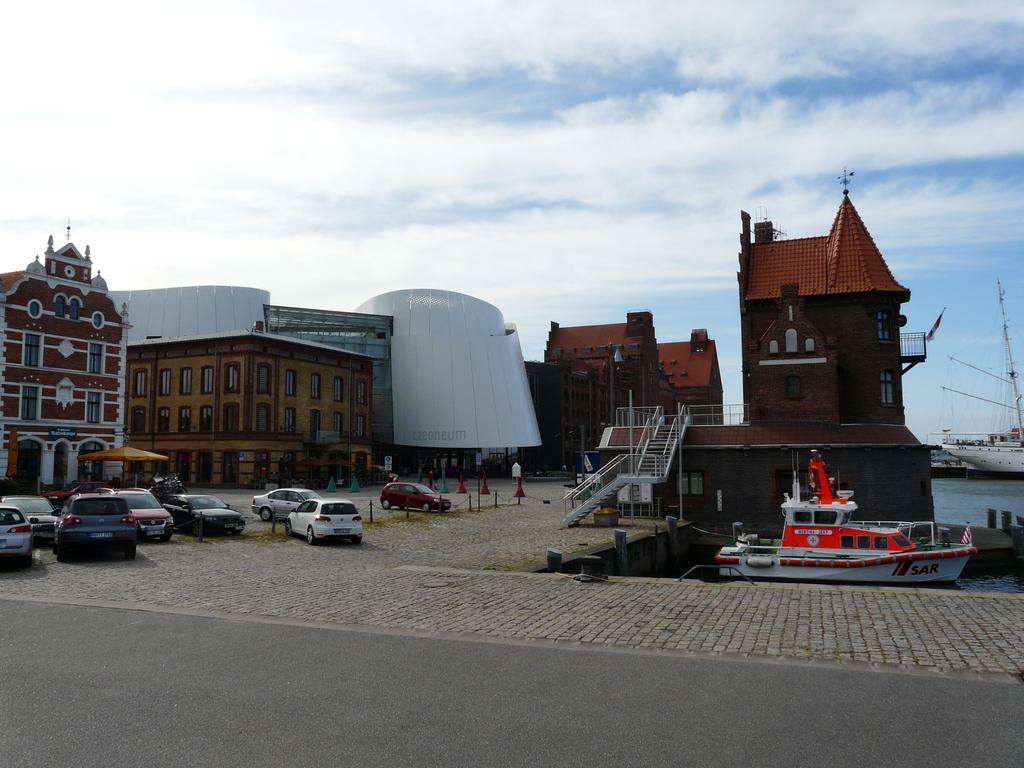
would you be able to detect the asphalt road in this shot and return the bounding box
[2,598,1021,768]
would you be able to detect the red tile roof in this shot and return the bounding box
[0,271,26,292]
[658,340,717,389]
[547,322,643,353]
[745,195,908,301]
[603,421,922,449]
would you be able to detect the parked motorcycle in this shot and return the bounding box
[150,473,188,501]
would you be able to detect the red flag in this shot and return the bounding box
[961,524,972,546]
[926,308,945,342]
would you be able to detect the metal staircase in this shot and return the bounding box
[560,405,689,528]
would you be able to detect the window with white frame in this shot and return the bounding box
[23,334,41,367]
[86,392,102,423]
[88,342,103,374]
[21,386,39,420]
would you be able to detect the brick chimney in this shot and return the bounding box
[754,220,775,244]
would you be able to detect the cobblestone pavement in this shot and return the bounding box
[2,481,1023,679]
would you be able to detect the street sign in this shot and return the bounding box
[384,455,393,470]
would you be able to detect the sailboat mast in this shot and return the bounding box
[997,279,1023,445]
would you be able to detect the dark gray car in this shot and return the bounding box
[53,494,137,561]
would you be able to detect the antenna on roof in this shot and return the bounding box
[837,168,854,196]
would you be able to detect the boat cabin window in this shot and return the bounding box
[857,535,871,549]
[814,509,837,525]
[840,535,854,548]
[792,510,812,524]
[893,534,911,547]
[873,537,888,549]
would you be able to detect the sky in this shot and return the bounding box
[2,1,1023,443]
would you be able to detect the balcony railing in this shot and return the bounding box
[900,332,926,361]
[688,404,749,426]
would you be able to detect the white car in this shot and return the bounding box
[251,488,322,521]
[285,498,363,545]
[1,496,60,547]
[0,505,34,567]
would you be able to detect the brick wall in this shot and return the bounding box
[671,445,933,534]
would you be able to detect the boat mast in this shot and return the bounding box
[997,279,1023,445]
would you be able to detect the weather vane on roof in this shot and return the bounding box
[66,217,71,242]
[838,168,854,195]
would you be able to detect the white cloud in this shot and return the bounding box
[1,0,1023,444]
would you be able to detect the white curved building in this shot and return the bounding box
[356,289,540,449]
[110,285,269,341]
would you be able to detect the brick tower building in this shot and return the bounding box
[666,193,933,532]
[738,192,914,423]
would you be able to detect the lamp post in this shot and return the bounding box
[609,344,624,425]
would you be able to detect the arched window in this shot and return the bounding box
[131,407,147,434]
[223,403,239,431]
[54,295,66,317]
[255,404,270,432]
[876,310,892,341]
[785,328,798,353]
[224,364,240,393]
[69,298,81,320]
[768,340,779,354]
[256,364,271,394]
[880,370,895,404]
[804,337,815,352]
[785,375,802,399]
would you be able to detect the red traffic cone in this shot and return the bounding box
[457,472,467,494]
[480,470,490,496]
[513,476,525,498]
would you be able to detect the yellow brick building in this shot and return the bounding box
[125,330,373,486]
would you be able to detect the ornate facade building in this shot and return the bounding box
[0,236,128,485]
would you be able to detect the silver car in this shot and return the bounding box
[0,505,34,567]
[251,488,322,521]
[1,496,60,546]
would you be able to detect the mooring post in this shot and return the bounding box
[1001,510,1012,533]
[369,500,373,523]
[546,548,562,573]
[614,528,629,576]
[1010,525,1024,566]
[987,508,997,528]
[493,491,497,508]
[666,515,679,567]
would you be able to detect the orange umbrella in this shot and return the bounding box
[78,446,169,461]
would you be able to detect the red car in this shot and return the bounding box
[111,490,174,542]
[42,481,111,507]
[379,482,452,512]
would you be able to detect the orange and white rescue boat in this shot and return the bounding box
[715,451,976,584]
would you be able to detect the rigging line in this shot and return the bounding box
[941,387,1017,410]
[947,356,1012,384]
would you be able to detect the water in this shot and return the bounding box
[932,478,1024,593]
